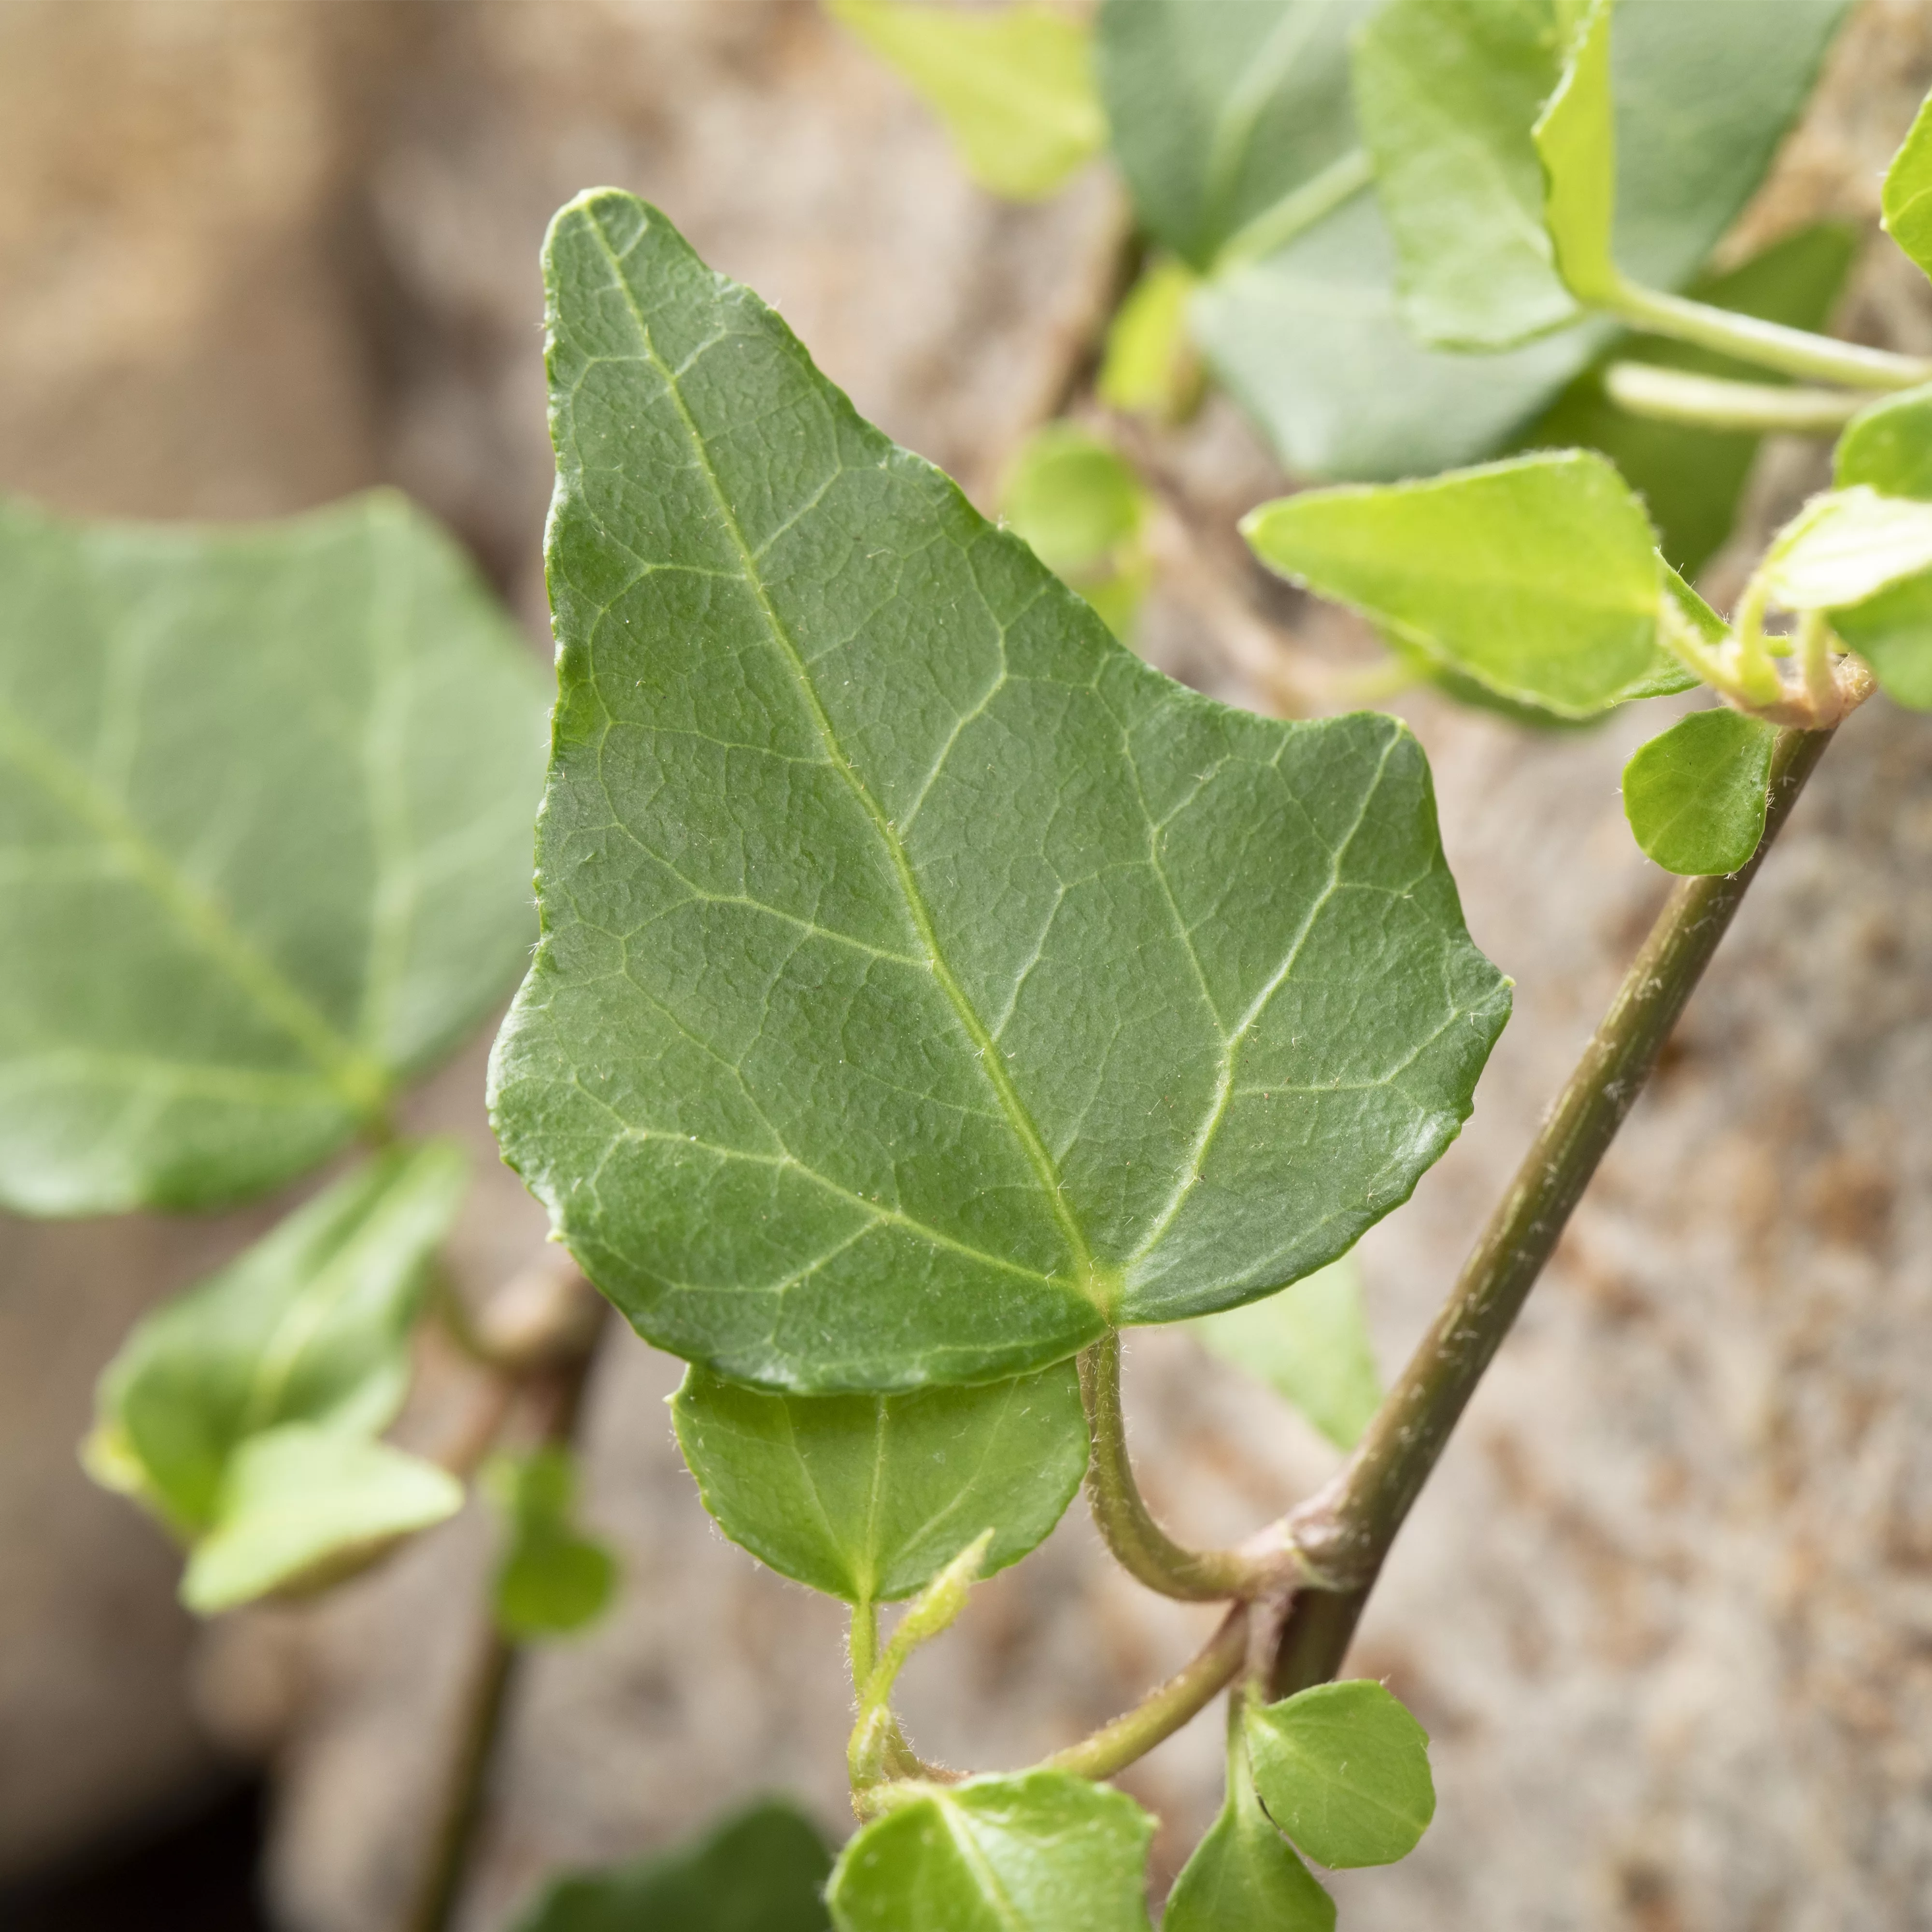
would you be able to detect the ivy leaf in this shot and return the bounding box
[1621,710,1778,878]
[182,1423,462,1615]
[512,1798,833,1932]
[1242,451,1675,719]
[1096,259,1203,423]
[84,1140,469,1537]
[1164,1743,1335,1932]
[1191,1253,1380,1451]
[490,191,1510,1394]
[0,491,548,1217]
[829,0,1104,202]
[1830,386,1932,708]
[1759,487,1932,612]
[1532,0,1619,305]
[826,1772,1153,1932]
[1000,423,1152,638]
[1245,1679,1435,1871]
[1520,223,1860,578]
[1882,91,1932,281]
[672,1362,1086,1604]
[487,1445,619,1640]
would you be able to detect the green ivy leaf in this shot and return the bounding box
[1882,91,1932,281]
[1759,486,1932,612]
[1191,1253,1379,1450]
[1533,0,1619,305]
[1242,451,1676,718]
[1164,1743,1335,1932]
[1621,709,1778,878]
[84,1140,469,1537]
[487,1445,618,1640]
[490,191,1510,1394]
[1521,223,1860,578]
[1245,1679,1435,1871]
[826,1772,1153,1932]
[182,1423,463,1614]
[672,1363,1086,1604]
[511,1798,835,1932]
[1830,385,1932,708]
[1096,258,1203,422]
[830,0,1104,202]
[0,491,548,1217]
[1000,423,1152,638]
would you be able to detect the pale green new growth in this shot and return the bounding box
[830,0,1103,201]
[1760,487,1932,613]
[1000,423,1152,638]
[1096,258,1202,422]
[487,1445,619,1641]
[672,1362,1086,1604]
[0,492,547,1216]
[1245,1679,1435,1871]
[1191,1254,1381,1450]
[1883,92,1932,281]
[1622,711,1778,878]
[827,1772,1154,1932]
[1831,387,1932,707]
[1533,0,1619,305]
[491,191,1508,1394]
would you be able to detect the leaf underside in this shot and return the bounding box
[490,191,1510,1394]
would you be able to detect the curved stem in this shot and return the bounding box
[1273,726,1834,1693]
[1080,1333,1290,1601]
[1044,1604,1250,1780]
[1604,362,1866,435]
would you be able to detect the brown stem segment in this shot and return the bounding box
[1273,726,1833,1695]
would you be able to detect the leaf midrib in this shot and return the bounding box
[582,204,1103,1311]
[0,694,389,1117]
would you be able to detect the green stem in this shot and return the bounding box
[1080,1333,1289,1601]
[1604,362,1867,435]
[1043,1605,1250,1780]
[1213,147,1374,272]
[1273,726,1834,1694]
[1605,282,1932,392]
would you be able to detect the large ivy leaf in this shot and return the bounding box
[0,491,549,1216]
[511,1797,834,1932]
[830,0,1105,202]
[85,1140,468,1537]
[1621,710,1778,878]
[1245,1679,1435,1871]
[672,1362,1086,1604]
[489,191,1510,1394]
[1882,91,1932,281]
[826,1772,1153,1932]
[1242,452,1677,718]
[1164,1738,1335,1932]
[1831,387,1932,708]
[487,1445,619,1640]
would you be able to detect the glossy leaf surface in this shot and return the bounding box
[674,1361,1083,1604]
[827,1772,1153,1932]
[182,1423,462,1614]
[1622,710,1778,877]
[1164,1749,1335,1932]
[1883,91,1932,280]
[491,191,1510,1393]
[830,0,1103,201]
[1191,1253,1379,1450]
[1245,1679,1435,1871]
[0,491,548,1216]
[488,1445,618,1640]
[1760,487,1932,612]
[511,1797,833,1932]
[85,1141,468,1536]
[1243,452,1670,718]
[1831,386,1932,707]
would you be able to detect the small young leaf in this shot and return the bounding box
[999,423,1152,638]
[1164,1748,1335,1932]
[492,191,1510,1393]
[0,491,548,1217]
[1532,0,1620,305]
[1191,1254,1379,1451]
[182,1424,462,1615]
[1621,710,1778,878]
[1241,451,1664,718]
[826,1772,1153,1932]
[830,0,1103,202]
[85,1141,469,1536]
[510,1798,833,1932]
[1836,384,1932,501]
[1759,487,1932,612]
[1830,386,1932,707]
[1096,258,1202,422]
[672,1362,1086,1604]
[1244,1679,1435,1871]
[1882,92,1932,281]
[487,1446,618,1640]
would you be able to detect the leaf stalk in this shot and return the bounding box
[1603,362,1867,436]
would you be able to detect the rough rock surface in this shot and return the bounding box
[5,4,1932,1930]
